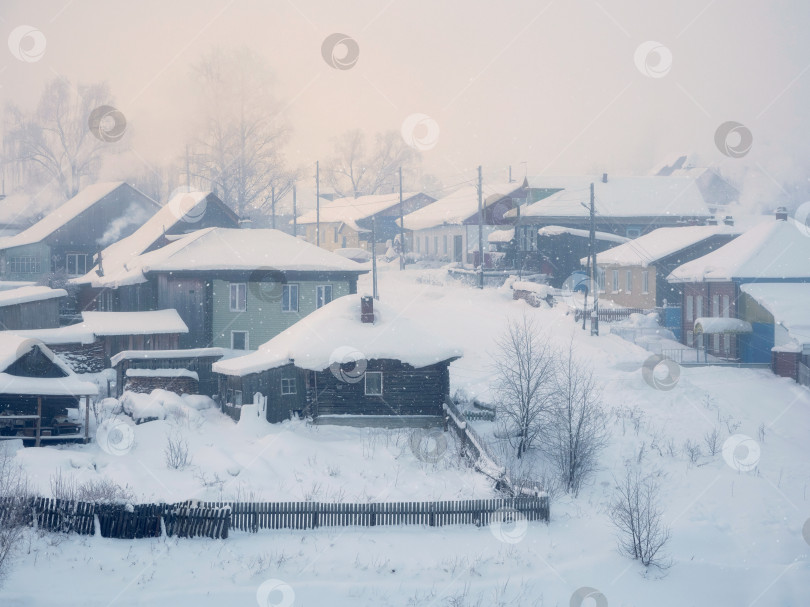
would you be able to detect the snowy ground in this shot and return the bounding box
[2,263,809,606]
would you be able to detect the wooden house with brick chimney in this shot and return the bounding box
[213,295,461,425]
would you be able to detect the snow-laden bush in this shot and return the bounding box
[0,444,31,588]
[121,389,215,423]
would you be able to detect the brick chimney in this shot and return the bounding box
[361,295,374,323]
[602,173,608,183]
[775,206,788,221]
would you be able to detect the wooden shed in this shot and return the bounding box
[0,335,97,445]
[213,295,461,425]
[0,286,66,330]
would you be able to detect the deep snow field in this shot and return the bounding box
[1,263,809,606]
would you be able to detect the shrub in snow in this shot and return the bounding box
[49,469,133,503]
[0,445,31,588]
[121,391,166,422]
[164,430,192,470]
[609,468,672,569]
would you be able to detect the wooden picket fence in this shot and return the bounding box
[0,495,548,538]
[0,497,230,539]
[212,497,547,531]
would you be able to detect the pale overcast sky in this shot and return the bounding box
[2,0,809,208]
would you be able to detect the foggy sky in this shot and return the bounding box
[2,0,809,210]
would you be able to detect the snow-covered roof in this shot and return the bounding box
[693,317,753,334]
[4,324,95,346]
[591,226,736,267]
[297,192,420,230]
[110,347,226,368]
[82,227,368,288]
[0,334,98,396]
[400,182,523,231]
[488,228,514,243]
[0,182,150,249]
[126,368,199,380]
[512,176,711,219]
[0,281,37,291]
[538,225,629,244]
[0,286,66,307]
[213,295,462,377]
[740,283,810,346]
[83,191,217,284]
[81,310,189,336]
[667,218,810,282]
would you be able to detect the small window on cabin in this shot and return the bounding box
[641,271,649,295]
[231,331,249,350]
[282,284,299,312]
[316,285,332,309]
[229,283,247,312]
[364,371,383,396]
[342,236,347,248]
[625,270,632,294]
[612,270,619,293]
[234,390,243,406]
[443,235,448,254]
[281,377,296,395]
[334,227,339,242]
[66,253,88,277]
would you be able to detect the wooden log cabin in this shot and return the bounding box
[213,295,462,425]
[0,334,97,445]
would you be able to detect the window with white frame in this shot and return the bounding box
[8,256,41,274]
[66,253,88,277]
[364,371,383,396]
[686,296,694,321]
[231,331,249,350]
[696,295,703,318]
[424,236,429,253]
[316,284,332,309]
[443,235,448,254]
[612,270,619,293]
[229,283,247,312]
[281,377,296,395]
[282,284,298,312]
[722,295,730,318]
[625,270,632,294]
[333,227,339,242]
[597,267,605,292]
[641,271,649,294]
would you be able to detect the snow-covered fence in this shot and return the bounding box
[574,307,654,323]
[0,497,230,539]
[221,497,547,530]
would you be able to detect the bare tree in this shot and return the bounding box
[609,468,672,569]
[323,129,419,198]
[0,447,30,587]
[546,342,609,496]
[188,47,291,217]
[4,77,120,199]
[492,315,557,459]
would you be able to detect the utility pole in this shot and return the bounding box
[582,244,590,331]
[590,182,599,336]
[271,185,276,229]
[398,167,405,271]
[371,214,379,299]
[477,165,484,289]
[315,161,320,246]
[292,185,297,237]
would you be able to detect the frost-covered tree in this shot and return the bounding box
[4,77,119,199]
[492,315,556,459]
[188,47,291,217]
[0,447,30,587]
[546,343,609,496]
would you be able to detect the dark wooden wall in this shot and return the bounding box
[0,298,61,330]
[220,365,308,423]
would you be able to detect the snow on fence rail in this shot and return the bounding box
[573,307,655,323]
[0,496,548,538]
